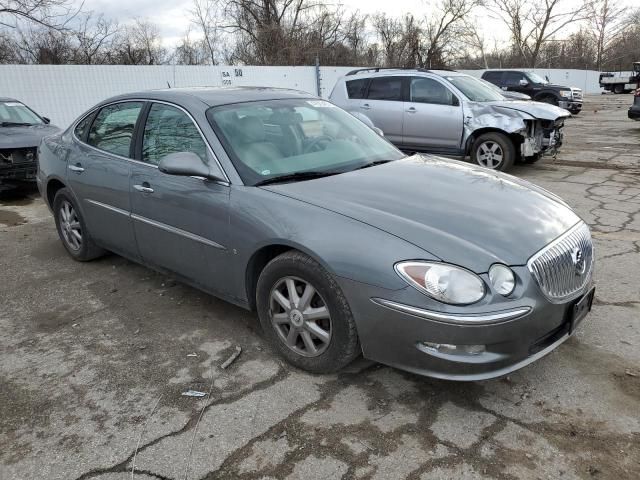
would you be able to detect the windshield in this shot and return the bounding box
[445,75,505,102]
[207,99,404,185]
[526,72,548,84]
[0,101,43,125]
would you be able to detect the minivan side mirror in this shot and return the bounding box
[519,79,529,87]
[158,152,225,182]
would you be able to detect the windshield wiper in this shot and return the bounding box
[1,121,33,127]
[254,170,341,186]
[354,159,394,170]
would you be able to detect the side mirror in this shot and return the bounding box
[158,152,225,181]
[545,75,550,83]
[42,116,51,124]
[519,79,529,87]
[371,126,384,137]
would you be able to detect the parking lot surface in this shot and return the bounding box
[1,94,639,480]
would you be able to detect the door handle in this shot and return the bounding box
[133,183,154,194]
[406,107,417,113]
[68,163,84,173]
[360,103,371,110]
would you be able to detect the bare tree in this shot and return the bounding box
[372,13,422,67]
[490,0,588,67]
[73,12,118,64]
[189,0,221,64]
[0,0,82,30]
[109,19,167,65]
[586,0,626,70]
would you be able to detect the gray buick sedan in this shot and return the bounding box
[37,87,595,380]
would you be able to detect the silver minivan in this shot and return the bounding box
[329,68,571,171]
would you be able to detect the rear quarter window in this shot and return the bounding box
[346,78,369,99]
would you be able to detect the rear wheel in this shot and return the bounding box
[53,188,105,261]
[471,132,515,171]
[614,84,624,94]
[256,251,360,373]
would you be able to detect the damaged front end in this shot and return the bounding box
[0,147,38,181]
[464,101,570,161]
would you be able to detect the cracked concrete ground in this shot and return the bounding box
[1,94,639,480]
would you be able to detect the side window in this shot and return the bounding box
[74,114,93,141]
[504,72,526,86]
[366,77,403,101]
[483,71,502,84]
[87,102,143,158]
[142,103,208,165]
[409,77,455,106]
[346,78,369,99]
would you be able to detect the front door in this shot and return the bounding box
[66,101,143,259]
[358,76,404,144]
[402,76,463,151]
[129,102,231,296]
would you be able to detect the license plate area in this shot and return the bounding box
[569,287,595,334]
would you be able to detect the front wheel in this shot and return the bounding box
[256,251,360,373]
[471,132,515,171]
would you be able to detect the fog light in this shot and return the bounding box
[421,342,486,355]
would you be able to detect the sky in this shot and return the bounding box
[79,0,621,49]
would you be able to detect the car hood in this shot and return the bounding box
[483,100,571,120]
[0,124,61,149]
[263,155,581,272]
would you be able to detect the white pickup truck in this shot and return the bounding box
[599,62,640,94]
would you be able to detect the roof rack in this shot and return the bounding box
[345,67,433,76]
[345,67,458,76]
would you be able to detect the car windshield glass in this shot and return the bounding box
[526,72,548,84]
[445,76,505,102]
[0,101,43,125]
[207,99,405,186]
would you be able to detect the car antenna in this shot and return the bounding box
[167,81,171,88]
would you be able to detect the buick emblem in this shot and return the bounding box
[571,247,586,275]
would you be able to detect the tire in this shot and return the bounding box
[53,188,105,261]
[471,132,515,171]
[614,84,624,94]
[537,94,559,106]
[256,251,360,373]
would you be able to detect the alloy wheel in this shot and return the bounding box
[59,200,82,251]
[269,276,332,357]
[476,141,504,169]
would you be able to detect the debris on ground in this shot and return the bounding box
[625,369,638,377]
[187,353,198,357]
[181,390,207,397]
[220,346,242,369]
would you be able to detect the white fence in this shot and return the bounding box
[0,64,603,129]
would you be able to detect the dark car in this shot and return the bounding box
[629,89,640,120]
[0,98,60,184]
[38,87,595,381]
[482,70,582,114]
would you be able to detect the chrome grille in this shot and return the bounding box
[527,222,594,302]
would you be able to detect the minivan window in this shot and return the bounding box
[142,103,207,165]
[346,78,369,99]
[445,75,505,102]
[366,77,403,101]
[87,102,143,158]
[409,77,455,105]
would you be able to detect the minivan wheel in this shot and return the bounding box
[471,132,515,171]
[53,188,105,261]
[256,251,360,373]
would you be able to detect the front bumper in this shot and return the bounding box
[0,161,38,181]
[629,105,640,120]
[339,270,593,381]
[559,100,582,112]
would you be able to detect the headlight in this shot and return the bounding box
[559,90,572,98]
[489,264,515,296]
[395,261,485,305]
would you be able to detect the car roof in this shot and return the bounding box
[0,97,19,102]
[345,68,467,79]
[102,86,317,108]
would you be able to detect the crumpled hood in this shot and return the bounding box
[263,155,581,272]
[0,124,61,149]
[484,100,571,120]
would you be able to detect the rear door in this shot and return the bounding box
[402,76,463,151]
[357,76,404,144]
[66,101,143,259]
[128,101,231,296]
